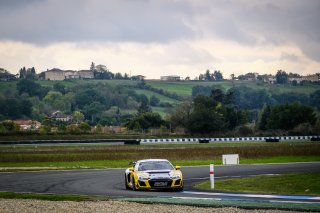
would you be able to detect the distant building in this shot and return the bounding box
[78,70,94,79]
[45,69,94,80]
[289,74,319,84]
[50,111,72,122]
[64,70,79,79]
[45,68,66,80]
[0,72,16,81]
[160,75,181,81]
[9,120,41,131]
[289,77,303,84]
[303,74,319,82]
[263,75,276,84]
[131,75,145,80]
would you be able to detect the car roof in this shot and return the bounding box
[137,159,169,163]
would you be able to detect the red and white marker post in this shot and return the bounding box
[210,164,214,189]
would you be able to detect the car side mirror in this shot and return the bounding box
[129,167,134,172]
[175,166,181,170]
[129,161,136,166]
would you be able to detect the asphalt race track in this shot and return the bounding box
[0,162,320,202]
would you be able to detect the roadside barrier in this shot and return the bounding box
[140,135,319,144]
[0,136,318,145]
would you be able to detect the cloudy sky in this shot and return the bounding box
[0,0,319,79]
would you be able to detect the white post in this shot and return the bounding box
[210,164,214,189]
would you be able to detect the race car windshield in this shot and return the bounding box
[138,161,174,171]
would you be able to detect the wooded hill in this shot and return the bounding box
[0,79,319,135]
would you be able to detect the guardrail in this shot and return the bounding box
[0,136,318,145]
[141,136,320,144]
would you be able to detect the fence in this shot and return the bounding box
[140,135,320,144]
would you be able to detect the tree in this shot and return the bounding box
[213,70,223,81]
[53,82,66,94]
[275,70,288,84]
[258,105,271,130]
[126,112,167,130]
[73,111,84,124]
[169,100,193,130]
[26,67,36,79]
[115,72,123,79]
[74,89,105,109]
[19,67,27,78]
[90,62,96,72]
[83,101,105,123]
[187,94,226,134]
[78,122,91,133]
[310,90,320,110]
[150,95,160,106]
[205,70,211,81]
[266,103,316,130]
[16,79,48,99]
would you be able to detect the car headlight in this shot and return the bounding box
[138,173,149,181]
[170,172,181,180]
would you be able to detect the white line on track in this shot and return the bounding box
[184,173,279,181]
[182,191,320,201]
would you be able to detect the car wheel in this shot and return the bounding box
[174,187,183,192]
[131,175,137,191]
[125,175,130,190]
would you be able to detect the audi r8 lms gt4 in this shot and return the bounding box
[125,159,183,191]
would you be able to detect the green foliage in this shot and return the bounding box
[259,103,316,130]
[229,86,272,109]
[150,95,160,106]
[53,82,66,94]
[199,69,224,81]
[16,79,48,99]
[0,121,20,132]
[276,70,289,84]
[126,112,167,130]
[78,122,91,133]
[310,90,320,110]
[72,111,84,124]
[169,89,250,134]
[0,97,32,119]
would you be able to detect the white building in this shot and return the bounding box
[160,75,182,81]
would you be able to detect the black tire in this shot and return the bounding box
[175,187,183,192]
[131,175,137,191]
[125,174,130,190]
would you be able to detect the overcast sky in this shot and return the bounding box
[0,0,319,79]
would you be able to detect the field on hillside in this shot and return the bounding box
[1,80,319,100]
[146,80,320,97]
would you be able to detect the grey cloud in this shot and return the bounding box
[0,0,319,61]
[280,53,300,62]
[0,0,195,44]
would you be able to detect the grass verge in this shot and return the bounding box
[196,172,320,196]
[0,192,105,201]
[0,156,319,171]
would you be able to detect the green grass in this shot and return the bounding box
[146,80,320,96]
[135,89,180,105]
[196,172,320,196]
[0,192,105,201]
[0,141,319,171]
[0,156,319,171]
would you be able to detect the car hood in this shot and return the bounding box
[141,170,172,174]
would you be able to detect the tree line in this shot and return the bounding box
[0,78,319,136]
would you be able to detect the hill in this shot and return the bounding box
[0,79,319,125]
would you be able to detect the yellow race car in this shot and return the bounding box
[125,159,183,191]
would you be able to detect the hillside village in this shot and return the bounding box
[1,64,319,84]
